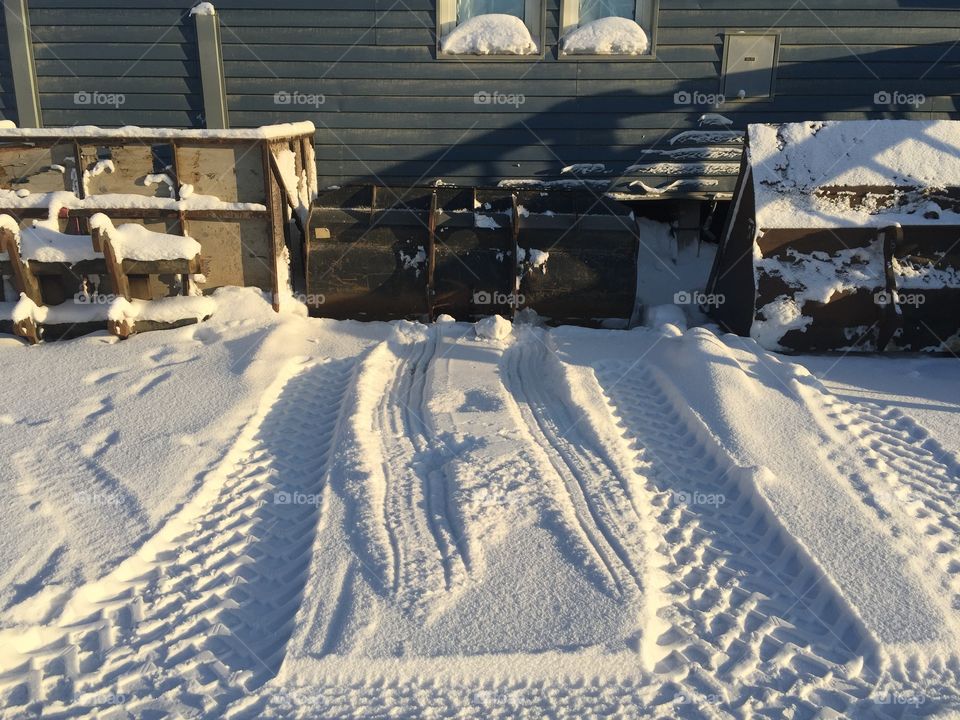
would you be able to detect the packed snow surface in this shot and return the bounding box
[562,16,650,55]
[0,290,958,718]
[18,225,101,264]
[441,14,538,55]
[0,121,314,140]
[89,214,201,263]
[751,120,960,227]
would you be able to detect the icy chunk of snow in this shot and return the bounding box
[19,225,101,264]
[645,304,687,332]
[441,14,538,55]
[190,1,215,15]
[751,296,814,350]
[12,293,37,323]
[0,120,16,129]
[435,313,456,323]
[562,17,649,55]
[474,314,512,341]
[474,214,500,229]
[89,214,201,263]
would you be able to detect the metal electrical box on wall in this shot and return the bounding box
[721,33,780,101]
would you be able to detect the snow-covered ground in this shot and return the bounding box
[0,289,958,719]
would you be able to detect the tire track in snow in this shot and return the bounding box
[0,358,356,718]
[805,385,960,613]
[501,332,647,600]
[794,377,960,694]
[596,359,881,716]
[374,328,467,616]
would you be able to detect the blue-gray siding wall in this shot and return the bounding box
[0,9,15,124]
[28,1,203,127]
[3,1,960,189]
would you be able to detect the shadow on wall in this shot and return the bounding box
[315,41,960,189]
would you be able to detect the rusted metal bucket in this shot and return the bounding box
[306,185,639,326]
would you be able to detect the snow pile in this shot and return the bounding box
[644,304,686,332]
[474,314,512,340]
[0,121,315,141]
[0,214,19,261]
[0,188,268,214]
[89,214,201,263]
[189,1,215,15]
[750,120,960,228]
[108,295,216,324]
[19,225,100,264]
[562,17,650,55]
[12,292,111,325]
[441,14,538,55]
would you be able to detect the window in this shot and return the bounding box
[437,0,543,57]
[559,0,658,57]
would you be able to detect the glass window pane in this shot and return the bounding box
[578,0,634,24]
[458,0,524,22]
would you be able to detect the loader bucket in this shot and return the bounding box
[431,188,516,320]
[306,186,639,326]
[708,120,960,352]
[305,186,433,320]
[515,191,638,326]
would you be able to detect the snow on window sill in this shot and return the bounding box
[440,14,540,57]
[560,16,651,57]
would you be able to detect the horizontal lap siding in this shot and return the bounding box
[213,0,960,188]
[0,10,14,121]
[3,1,959,189]
[26,2,203,127]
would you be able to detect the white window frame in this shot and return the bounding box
[437,0,545,59]
[558,0,659,59]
